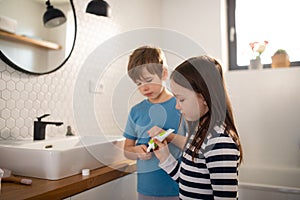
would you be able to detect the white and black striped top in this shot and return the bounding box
[159,126,240,200]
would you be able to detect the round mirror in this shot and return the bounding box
[0,0,76,75]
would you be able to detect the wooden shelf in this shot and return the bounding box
[0,160,136,200]
[0,30,62,50]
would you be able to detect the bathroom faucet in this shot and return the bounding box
[33,114,63,140]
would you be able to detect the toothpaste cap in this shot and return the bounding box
[82,169,90,176]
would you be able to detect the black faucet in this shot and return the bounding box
[33,114,63,140]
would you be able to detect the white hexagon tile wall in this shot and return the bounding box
[0,0,123,140]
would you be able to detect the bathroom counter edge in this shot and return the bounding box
[0,160,136,200]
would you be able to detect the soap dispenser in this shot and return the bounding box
[66,125,75,136]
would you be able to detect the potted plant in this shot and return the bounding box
[271,49,290,68]
[249,41,268,70]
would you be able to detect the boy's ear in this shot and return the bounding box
[162,68,168,80]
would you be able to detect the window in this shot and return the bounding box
[227,0,300,70]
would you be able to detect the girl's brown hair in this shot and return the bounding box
[170,55,243,164]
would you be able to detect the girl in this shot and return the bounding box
[152,55,243,199]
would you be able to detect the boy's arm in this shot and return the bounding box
[148,126,187,150]
[123,138,152,160]
[165,133,187,150]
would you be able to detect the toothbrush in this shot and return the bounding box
[2,176,32,185]
[2,169,32,185]
[147,129,175,152]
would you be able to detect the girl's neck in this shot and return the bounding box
[148,88,173,104]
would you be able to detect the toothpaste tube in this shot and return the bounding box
[147,129,175,152]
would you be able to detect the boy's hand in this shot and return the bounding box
[153,139,170,163]
[136,144,152,160]
[148,126,164,138]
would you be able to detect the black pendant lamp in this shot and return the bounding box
[43,0,67,28]
[86,0,110,17]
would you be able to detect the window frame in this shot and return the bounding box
[227,0,300,70]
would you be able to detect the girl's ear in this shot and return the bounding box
[161,68,168,80]
[198,93,208,106]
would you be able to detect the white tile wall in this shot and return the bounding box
[0,0,120,139]
[0,58,77,139]
[0,0,162,140]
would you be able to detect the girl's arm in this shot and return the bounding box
[123,138,152,160]
[153,139,180,182]
[205,136,240,199]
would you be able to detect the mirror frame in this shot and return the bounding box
[0,0,77,75]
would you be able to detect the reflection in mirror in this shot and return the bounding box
[0,0,76,75]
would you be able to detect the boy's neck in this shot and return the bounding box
[148,88,173,104]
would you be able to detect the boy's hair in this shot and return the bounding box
[127,46,167,82]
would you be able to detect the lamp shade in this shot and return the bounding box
[86,0,110,17]
[43,0,66,28]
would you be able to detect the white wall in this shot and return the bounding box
[160,0,227,69]
[225,68,300,169]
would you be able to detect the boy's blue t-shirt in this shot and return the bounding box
[123,97,184,197]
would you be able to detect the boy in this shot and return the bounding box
[123,46,182,200]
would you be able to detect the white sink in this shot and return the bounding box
[0,135,126,180]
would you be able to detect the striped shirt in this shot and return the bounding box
[159,126,240,199]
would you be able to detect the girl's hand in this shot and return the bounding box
[153,139,170,163]
[147,126,164,138]
[136,144,152,160]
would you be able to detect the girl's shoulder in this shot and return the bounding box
[204,125,238,150]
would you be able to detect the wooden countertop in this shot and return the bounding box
[0,160,136,200]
